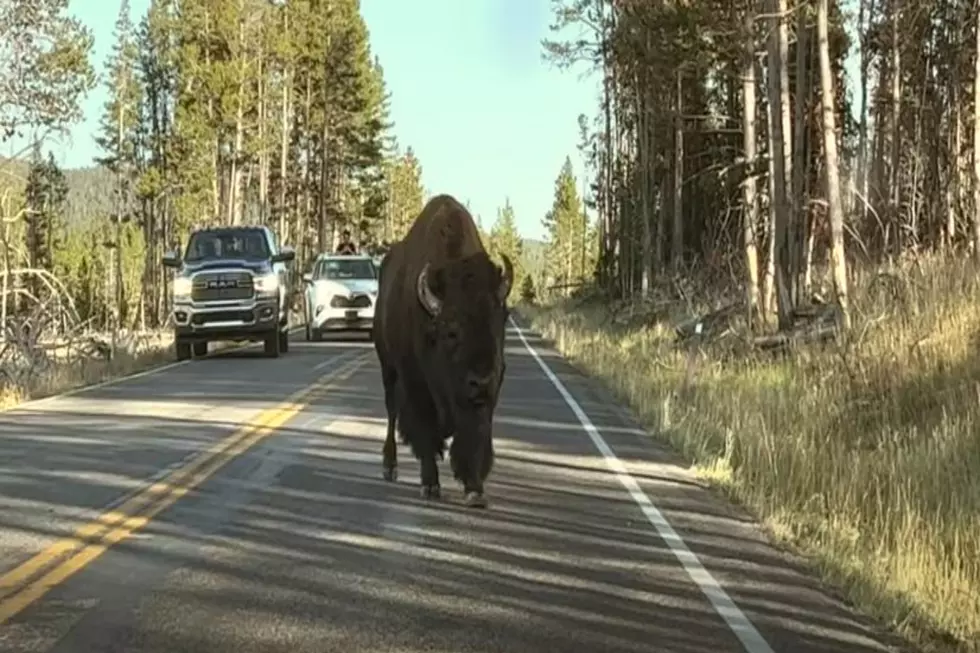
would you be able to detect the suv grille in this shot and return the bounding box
[191,271,255,302]
[330,294,372,308]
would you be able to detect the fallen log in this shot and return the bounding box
[752,323,838,352]
[674,301,745,341]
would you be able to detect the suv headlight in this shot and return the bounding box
[254,272,279,294]
[173,276,192,299]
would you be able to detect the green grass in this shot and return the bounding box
[522,253,980,652]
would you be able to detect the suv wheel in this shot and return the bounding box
[278,328,289,353]
[192,341,208,357]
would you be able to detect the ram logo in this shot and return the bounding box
[207,279,238,289]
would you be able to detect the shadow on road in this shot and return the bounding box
[0,326,910,653]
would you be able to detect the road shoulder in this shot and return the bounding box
[508,309,913,653]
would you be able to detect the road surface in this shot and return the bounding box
[0,318,909,653]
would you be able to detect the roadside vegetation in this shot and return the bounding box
[525,1,980,652]
[0,330,175,410]
[521,252,980,652]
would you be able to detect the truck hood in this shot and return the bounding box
[181,259,271,274]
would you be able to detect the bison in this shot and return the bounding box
[372,193,513,508]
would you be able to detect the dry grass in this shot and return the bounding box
[523,252,980,653]
[0,331,178,410]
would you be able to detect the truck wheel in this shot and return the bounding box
[175,338,192,361]
[264,330,281,358]
[192,341,208,357]
[278,329,289,353]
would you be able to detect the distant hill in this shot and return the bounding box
[0,156,114,227]
[520,237,547,284]
[522,237,545,254]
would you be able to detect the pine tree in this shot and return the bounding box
[520,274,536,304]
[543,156,585,295]
[488,198,526,298]
[95,0,141,175]
[24,147,68,299]
[0,0,96,141]
[95,0,143,338]
[384,146,425,241]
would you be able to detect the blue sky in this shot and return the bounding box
[19,0,600,242]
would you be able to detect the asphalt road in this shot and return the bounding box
[0,320,910,653]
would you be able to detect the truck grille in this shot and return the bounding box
[191,271,254,302]
[191,309,256,325]
[330,294,372,308]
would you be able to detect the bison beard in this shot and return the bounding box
[373,194,511,509]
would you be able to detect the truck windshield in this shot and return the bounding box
[314,258,376,280]
[184,228,270,262]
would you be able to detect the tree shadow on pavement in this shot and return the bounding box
[0,325,914,653]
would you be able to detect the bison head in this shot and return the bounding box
[415,252,513,433]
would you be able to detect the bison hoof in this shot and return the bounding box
[420,484,441,500]
[382,465,398,482]
[463,491,488,509]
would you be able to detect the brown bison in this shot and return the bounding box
[372,194,513,508]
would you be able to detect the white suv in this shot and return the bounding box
[302,254,379,340]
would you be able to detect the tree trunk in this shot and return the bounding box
[888,0,902,257]
[817,0,850,329]
[767,0,794,329]
[258,45,268,225]
[973,0,980,262]
[793,5,811,298]
[228,7,246,225]
[857,0,874,226]
[278,4,291,243]
[762,57,778,322]
[672,69,684,272]
[318,35,332,254]
[742,3,760,326]
[638,74,652,297]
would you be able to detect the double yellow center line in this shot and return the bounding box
[0,350,370,625]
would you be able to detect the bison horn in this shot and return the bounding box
[497,253,513,303]
[416,263,442,315]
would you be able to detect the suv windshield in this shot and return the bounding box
[184,228,270,262]
[314,258,376,280]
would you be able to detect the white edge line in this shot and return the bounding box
[507,314,775,653]
[4,325,306,413]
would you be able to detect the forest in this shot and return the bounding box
[1,0,431,337]
[529,0,980,651]
[0,0,593,398]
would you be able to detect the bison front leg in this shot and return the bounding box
[380,364,398,482]
[450,435,490,509]
[382,418,398,482]
[419,453,441,500]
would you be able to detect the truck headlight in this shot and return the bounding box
[173,276,192,299]
[254,272,279,294]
